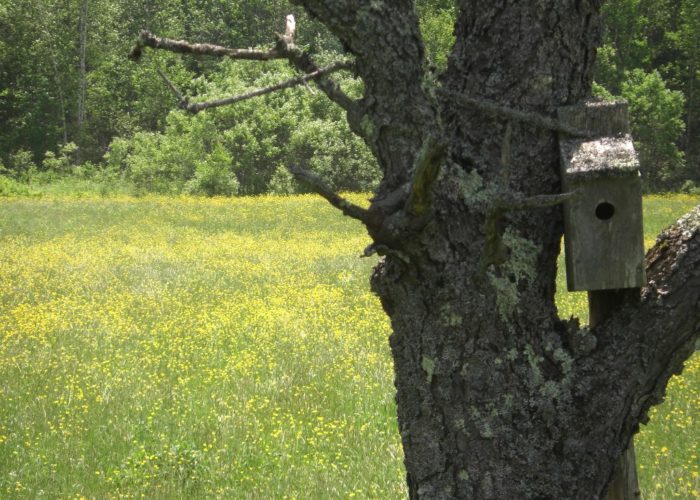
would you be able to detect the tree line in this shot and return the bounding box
[0,0,698,194]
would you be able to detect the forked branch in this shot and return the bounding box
[130,30,281,61]
[129,19,359,116]
[158,62,353,114]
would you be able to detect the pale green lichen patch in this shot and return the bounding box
[524,344,577,403]
[677,204,700,238]
[466,404,498,439]
[524,344,544,387]
[455,167,500,206]
[479,421,494,439]
[540,380,563,399]
[502,393,514,409]
[487,228,540,319]
[440,304,463,327]
[421,356,436,383]
[552,347,574,376]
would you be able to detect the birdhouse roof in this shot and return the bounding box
[560,135,640,181]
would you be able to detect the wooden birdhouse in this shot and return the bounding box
[557,100,646,292]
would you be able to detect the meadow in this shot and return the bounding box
[0,193,697,498]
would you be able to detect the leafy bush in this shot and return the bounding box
[8,149,37,182]
[0,174,38,196]
[106,58,379,196]
[621,69,687,191]
[288,119,380,192]
[43,142,78,175]
[680,179,700,195]
[594,70,687,192]
[268,164,299,195]
[124,112,219,194]
[185,144,239,196]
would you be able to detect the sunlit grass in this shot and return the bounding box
[0,193,697,497]
[0,195,403,498]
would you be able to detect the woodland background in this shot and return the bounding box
[0,0,698,195]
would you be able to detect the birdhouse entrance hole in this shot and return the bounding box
[595,201,615,221]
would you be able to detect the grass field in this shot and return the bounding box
[0,193,698,498]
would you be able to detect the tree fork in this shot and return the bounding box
[130,2,700,497]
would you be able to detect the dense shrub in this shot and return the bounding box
[185,144,239,197]
[8,149,38,182]
[105,59,379,196]
[622,69,687,191]
[43,142,78,175]
[594,70,687,192]
[0,175,38,196]
[267,165,299,195]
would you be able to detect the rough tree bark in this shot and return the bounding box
[131,1,700,498]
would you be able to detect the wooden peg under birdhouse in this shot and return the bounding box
[557,100,646,292]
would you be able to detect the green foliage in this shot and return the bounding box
[268,165,299,195]
[595,0,700,189]
[0,174,37,196]
[43,142,78,174]
[8,149,38,182]
[680,179,700,194]
[107,59,378,196]
[3,0,700,195]
[621,69,687,190]
[288,119,380,193]
[416,4,456,72]
[185,144,239,197]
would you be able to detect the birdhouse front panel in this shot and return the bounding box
[561,174,645,291]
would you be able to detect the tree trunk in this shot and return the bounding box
[368,2,610,497]
[135,1,700,497]
[287,1,700,497]
[51,55,69,146]
[76,0,88,162]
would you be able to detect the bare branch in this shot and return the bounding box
[278,39,358,115]
[286,164,380,229]
[439,90,592,138]
[183,61,353,114]
[156,68,185,103]
[495,191,579,211]
[130,30,282,61]
[129,18,360,119]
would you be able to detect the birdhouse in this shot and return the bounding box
[557,100,646,292]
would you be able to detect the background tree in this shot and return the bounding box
[595,0,700,190]
[131,1,700,497]
[4,0,699,194]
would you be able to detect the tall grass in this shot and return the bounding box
[0,193,697,497]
